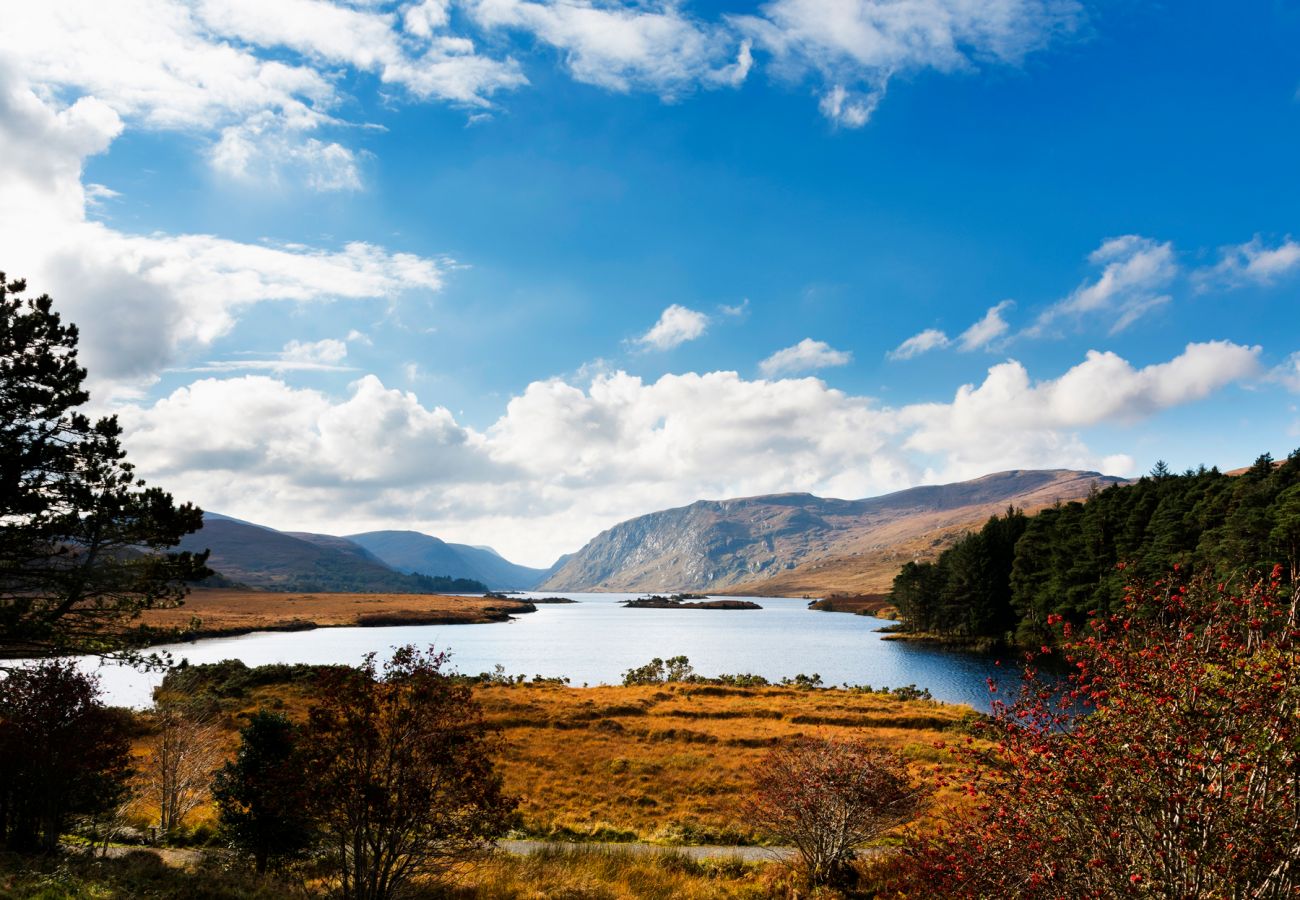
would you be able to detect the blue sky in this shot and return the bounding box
[2,0,1298,565]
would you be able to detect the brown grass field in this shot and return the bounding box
[135,588,536,640]
[144,676,980,847]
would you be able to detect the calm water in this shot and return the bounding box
[69,593,1010,710]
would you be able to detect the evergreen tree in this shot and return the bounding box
[213,711,316,873]
[0,274,209,658]
[889,454,1300,644]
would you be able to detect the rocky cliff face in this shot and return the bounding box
[539,469,1127,595]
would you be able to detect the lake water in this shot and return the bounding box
[71,593,1011,711]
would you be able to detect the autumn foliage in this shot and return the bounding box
[890,566,1300,898]
[748,737,926,886]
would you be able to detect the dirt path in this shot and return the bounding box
[498,839,798,863]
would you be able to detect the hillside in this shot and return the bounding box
[179,517,486,593]
[539,469,1127,595]
[347,530,552,590]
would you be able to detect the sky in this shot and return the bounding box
[2,0,1299,567]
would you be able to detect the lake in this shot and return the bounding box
[73,592,1011,710]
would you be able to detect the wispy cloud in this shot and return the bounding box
[1195,236,1300,291]
[734,0,1081,128]
[888,302,1015,360]
[956,300,1014,351]
[1028,235,1177,336]
[888,328,950,360]
[185,338,355,374]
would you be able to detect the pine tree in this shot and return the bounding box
[0,273,209,658]
[214,711,316,873]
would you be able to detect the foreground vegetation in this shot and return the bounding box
[149,661,968,847]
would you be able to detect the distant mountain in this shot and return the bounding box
[538,469,1128,595]
[346,531,551,591]
[180,518,487,593]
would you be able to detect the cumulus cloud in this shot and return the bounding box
[118,342,1259,565]
[0,0,527,193]
[1196,236,1300,291]
[0,71,445,393]
[635,304,709,350]
[735,0,1081,127]
[1030,235,1178,336]
[888,328,950,360]
[759,338,852,376]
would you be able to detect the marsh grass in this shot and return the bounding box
[428,846,771,900]
[135,672,982,848]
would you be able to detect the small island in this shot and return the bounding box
[529,596,579,604]
[622,594,762,610]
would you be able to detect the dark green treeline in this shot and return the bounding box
[889,452,1300,646]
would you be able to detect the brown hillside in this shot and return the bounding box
[543,469,1127,596]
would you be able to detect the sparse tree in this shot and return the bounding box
[213,710,316,873]
[141,705,224,839]
[747,737,926,886]
[0,659,133,851]
[305,646,517,900]
[0,273,208,660]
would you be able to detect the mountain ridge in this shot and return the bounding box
[539,469,1129,595]
[179,519,487,594]
[346,530,553,591]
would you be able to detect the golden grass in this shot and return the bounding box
[478,683,977,843]
[436,845,775,899]
[141,676,982,847]
[137,588,535,638]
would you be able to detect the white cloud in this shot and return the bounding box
[1271,353,1300,393]
[735,0,1080,127]
[0,0,528,194]
[1197,236,1300,290]
[818,83,882,128]
[1030,235,1177,336]
[719,298,750,317]
[196,0,527,106]
[119,342,1259,566]
[0,71,445,393]
[635,304,709,351]
[464,0,751,96]
[759,338,852,376]
[956,300,1013,351]
[888,328,950,360]
[888,302,1016,360]
[210,115,363,191]
[187,338,353,373]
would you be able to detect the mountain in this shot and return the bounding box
[538,469,1128,595]
[346,530,551,590]
[180,517,487,593]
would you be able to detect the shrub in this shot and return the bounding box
[0,660,133,851]
[892,568,1300,898]
[747,737,925,887]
